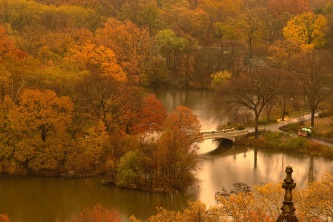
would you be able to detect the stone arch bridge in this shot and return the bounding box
[200,129,249,143]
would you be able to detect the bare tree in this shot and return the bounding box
[276,70,300,121]
[219,41,247,77]
[214,67,281,134]
[288,51,333,127]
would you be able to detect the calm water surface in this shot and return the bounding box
[1,89,332,222]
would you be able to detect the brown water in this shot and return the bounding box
[1,89,332,222]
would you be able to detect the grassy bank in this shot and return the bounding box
[280,116,333,144]
[236,131,333,159]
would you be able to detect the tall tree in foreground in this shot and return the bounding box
[288,51,333,127]
[214,67,281,134]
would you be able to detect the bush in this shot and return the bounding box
[116,150,144,188]
[279,123,301,133]
[258,119,269,125]
[66,204,121,222]
[282,137,306,150]
[235,125,245,130]
[318,110,333,118]
[0,214,10,222]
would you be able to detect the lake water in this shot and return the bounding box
[1,88,332,222]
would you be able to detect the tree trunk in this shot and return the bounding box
[281,97,286,121]
[311,109,315,127]
[254,113,259,135]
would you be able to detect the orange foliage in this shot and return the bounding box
[164,106,202,149]
[9,89,73,142]
[125,94,167,134]
[5,89,74,171]
[65,40,127,82]
[268,0,310,18]
[96,18,151,83]
[0,26,26,62]
[66,204,121,222]
[0,214,10,222]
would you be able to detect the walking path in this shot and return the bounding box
[247,113,333,148]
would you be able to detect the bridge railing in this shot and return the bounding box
[201,129,248,136]
[201,128,237,135]
[201,129,249,141]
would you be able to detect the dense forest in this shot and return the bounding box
[0,0,333,192]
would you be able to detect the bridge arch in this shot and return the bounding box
[200,129,249,143]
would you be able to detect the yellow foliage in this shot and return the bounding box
[133,173,333,221]
[283,12,328,49]
[211,70,232,88]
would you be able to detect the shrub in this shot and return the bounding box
[0,214,10,222]
[66,204,121,222]
[318,110,333,118]
[235,125,245,130]
[282,137,306,150]
[279,123,301,133]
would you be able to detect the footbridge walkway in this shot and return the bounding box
[201,128,249,143]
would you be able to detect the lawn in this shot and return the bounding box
[281,116,333,143]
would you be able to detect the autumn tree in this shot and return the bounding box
[267,40,302,67]
[193,46,218,88]
[0,96,16,174]
[96,18,151,84]
[0,214,10,222]
[218,41,247,77]
[283,12,328,50]
[156,106,202,190]
[288,51,333,127]
[118,0,161,33]
[122,93,167,135]
[66,204,121,222]
[227,7,268,58]
[75,74,125,134]
[8,89,73,172]
[62,120,112,175]
[297,172,333,221]
[161,0,212,45]
[276,71,299,121]
[141,55,169,86]
[65,40,126,82]
[129,201,207,222]
[116,150,144,187]
[153,29,198,86]
[0,25,31,102]
[268,0,310,19]
[198,0,235,23]
[130,172,333,222]
[76,74,166,136]
[9,89,73,142]
[211,70,232,89]
[214,67,281,134]
[159,0,191,31]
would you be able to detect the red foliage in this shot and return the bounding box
[66,204,121,222]
[268,0,310,18]
[130,94,167,134]
[0,26,26,61]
